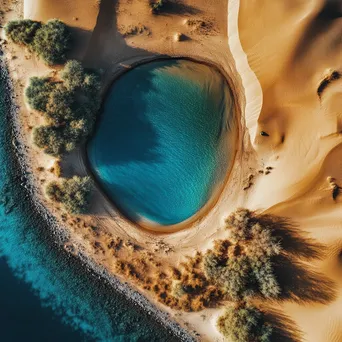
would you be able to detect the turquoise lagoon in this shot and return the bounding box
[88,60,236,226]
[0,66,182,341]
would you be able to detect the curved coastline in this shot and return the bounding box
[0,55,196,341]
[84,55,241,234]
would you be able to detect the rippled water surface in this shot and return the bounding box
[88,60,235,226]
[0,67,180,341]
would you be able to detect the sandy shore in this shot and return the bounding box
[0,0,275,340]
[0,42,196,342]
[2,0,342,341]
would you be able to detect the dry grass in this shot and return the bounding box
[120,24,151,37]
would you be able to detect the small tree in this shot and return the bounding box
[225,208,251,242]
[25,77,55,112]
[83,73,101,95]
[217,305,272,342]
[45,84,75,124]
[33,126,65,156]
[204,209,282,300]
[32,19,71,65]
[27,60,101,156]
[46,176,92,214]
[60,60,85,90]
[46,181,63,202]
[4,19,42,45]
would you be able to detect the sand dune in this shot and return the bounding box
[238,1,342,341]
[2,0,342,340]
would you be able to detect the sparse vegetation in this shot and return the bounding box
[217,305,272,342]
[203,209,282,300]
[27,60,101,156]
[5,19,71,65]
[92,209,318,341]
[111,209,283,314]
[186,19,214,35]
[46,176,92,214]
[120,24,150,37]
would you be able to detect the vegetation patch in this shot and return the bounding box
[204,209,282,301]
[120,24,151,37]
[89,209,325,340]
[186,18,215,35]
[113,209,283,312]
[5,19,71,65]
[217,304,272,342]
[46,176,92,214]
[27,60,101,156]
[4,19,42,45]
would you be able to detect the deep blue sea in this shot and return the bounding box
[0,66,181,341]
[88,60,234,226]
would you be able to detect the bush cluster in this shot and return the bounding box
[217,305,272,342]
[4,19,42,45]
[27,60,101,156]
[46,176,92,214]
[204,209,282,300]
[5,19,71,65]
[25,77,56,112]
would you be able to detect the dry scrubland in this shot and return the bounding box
[1,0,342,341]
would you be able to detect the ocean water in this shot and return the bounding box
[88,60,235,226]
[0,67,182,341]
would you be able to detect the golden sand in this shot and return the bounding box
[1,0,342,340]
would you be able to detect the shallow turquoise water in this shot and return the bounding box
[0,66,181,341]
[88,60,235,226]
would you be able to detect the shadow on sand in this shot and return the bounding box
[254,213,336,305]
[262,308,303,342]
[251,213,337,341]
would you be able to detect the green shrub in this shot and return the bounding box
[32,19,71,65]
[68,118,94,139]
[25,77,55,112]
[5,19,71,66]
[46,176,92,214]
[222,256,253,301]
[82,73,101,95]
[225,208,251,242]
[46,181,63,202]
[203,252,223,279]
[33,126,65,156]
[28,61,101,156]
[60,60,85,90]
[204,209,282,300]
[246,223,281,258]
[250,256,281,298]
[5,19,42,45]
[46,84,75,124]
[217,305,272,342]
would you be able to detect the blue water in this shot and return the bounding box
[0,66,181,341]
[88,60,234,226]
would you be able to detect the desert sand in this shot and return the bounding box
[1,0,342,341]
